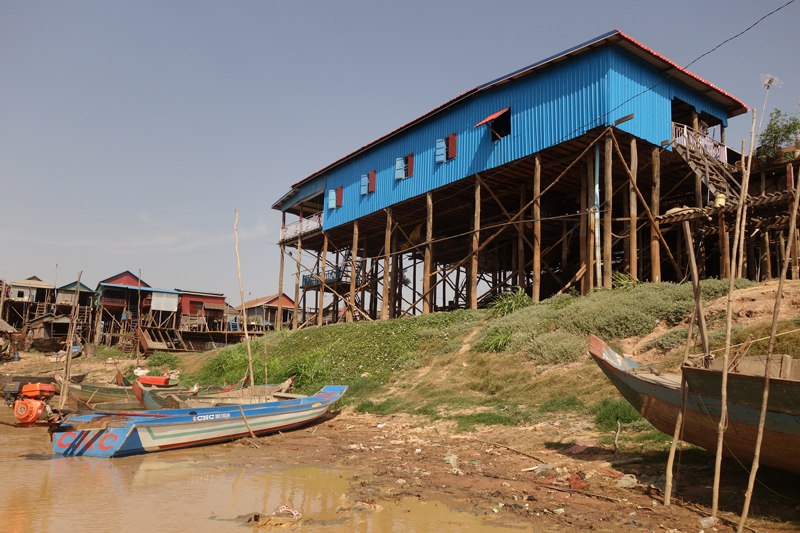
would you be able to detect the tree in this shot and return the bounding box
[758,109,800,164]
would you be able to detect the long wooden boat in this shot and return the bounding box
[50,385,346,458]
[589,334,800,474]
[56,374,247,405]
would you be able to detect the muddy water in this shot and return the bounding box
[0,420,523,532]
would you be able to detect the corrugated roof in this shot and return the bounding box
[273,29,747,210]
[99,283,179,294]
[10,277,54,289]
[57,281,93,292]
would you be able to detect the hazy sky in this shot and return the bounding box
[1,0,798,303]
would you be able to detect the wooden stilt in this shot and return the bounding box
[719,211,730,279]
[470,177,480,309]
[292,235,302,329]
[629,139,638,277]
[234,211,255,388]
[533,155,541,301]
[382,208,392,320]
[348,220,359,322]
[561,220,568,273]
[518,183,526,288]
[593,144,602,287]
[603,133,613,288]
[580,164,588,295]
[317,233,328,326]
[650,147,661,282]
[587,156,595,292]
[423,192,433,314]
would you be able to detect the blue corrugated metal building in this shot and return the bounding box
[272,30,748,326]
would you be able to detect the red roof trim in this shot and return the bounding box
[474,107,510,128]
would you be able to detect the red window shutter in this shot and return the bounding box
[447,134,457,159]
[336,186,343,207]
[368,170,376,193]
[406,153,414,177]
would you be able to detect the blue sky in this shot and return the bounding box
[1,0,798,304]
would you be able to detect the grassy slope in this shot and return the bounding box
[169,278,800,449]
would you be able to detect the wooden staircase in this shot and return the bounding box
[674,138,740,203]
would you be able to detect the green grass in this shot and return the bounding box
[539,394,586,413]
[147,351,180,369]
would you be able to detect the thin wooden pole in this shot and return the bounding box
[382,208,392,319]
[58,271,83,409]
[664,306,695,506]
[423,192,433,314]
[737,162,799,532]
[712,136,754,521]
[629,138,638,277]
[650,147,661,282]
[683,221,710,353]
[593,144,602,287]
[0,279,6,323]
[470,177,480,309]
[238,405,258,439]
[737,112,758,278]
[317,233,328,326]
[719,211,730,279]
[533,155,541,301]
[276,243,285,330]
[234,210,255,388]
[603,133,613,288]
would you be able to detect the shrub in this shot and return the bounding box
[524,331,587,364]
[592,398,644,431]
[643,328,689,353]
[147,351,179,369]
[488,286,533,317]
[475,326,514,352]
[539,394,585,413]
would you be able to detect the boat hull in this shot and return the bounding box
[589,335,800,474]
[52,386,346,458]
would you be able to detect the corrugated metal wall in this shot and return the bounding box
[311,45,728,231]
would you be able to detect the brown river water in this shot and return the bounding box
[0,420,520,532]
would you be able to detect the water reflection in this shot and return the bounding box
[0,419,525,532]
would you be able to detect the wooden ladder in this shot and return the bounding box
[674,143,740,203]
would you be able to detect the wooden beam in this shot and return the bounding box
[381,208,392,320]
[533,154,542,301]
[719,211,730,279]
[587,156,595,292]
[629,138,638,277]
[518,182,526,288]
[580,164,587,295]
[603,133,613,288]
[423,192,433,314]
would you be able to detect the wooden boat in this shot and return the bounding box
[142,377,297,409]
[589,334,800,474]
[0,372,88,393]
[55,374,247,405]
[51,385,347,457]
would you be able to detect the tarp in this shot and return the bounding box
[151,292,179,312]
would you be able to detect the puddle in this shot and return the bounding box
[0,419,525,532]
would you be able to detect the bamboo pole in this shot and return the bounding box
[234,210,255,388]
[711,137,754,521]
[276,244,285,330]
[737,162,799,532]
[580,167,588,295]
[650,147,662,282]
[238,405,258,439]
[737,112,758,277]
[423,192,433,314]
[292,234,302,329]
[348,220,359,322]
[470,177,480,309]
[58,271,83,409]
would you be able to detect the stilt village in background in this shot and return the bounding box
[3,30,800,355]
[0,271,295,355]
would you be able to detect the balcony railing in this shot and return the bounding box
[281,212,322,240]
[301,267,362,288]
[101,297,127,307]
[672,122,727,163]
